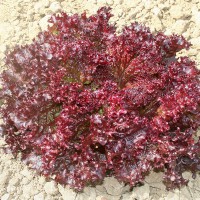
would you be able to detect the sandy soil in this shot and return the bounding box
[0,0,200,199]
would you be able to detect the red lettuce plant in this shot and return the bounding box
[0,7,200,191]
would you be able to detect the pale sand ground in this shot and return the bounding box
[0,0,200,199]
